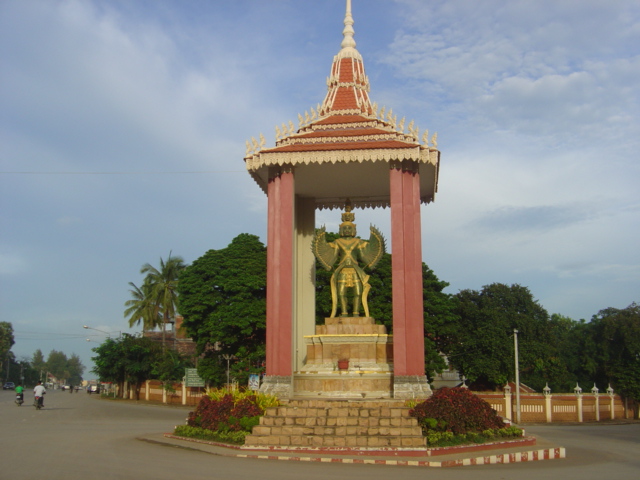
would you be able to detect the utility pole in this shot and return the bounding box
[221,354,235,388]
[514,328,521,424]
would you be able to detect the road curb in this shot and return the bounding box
[147,434,566,468]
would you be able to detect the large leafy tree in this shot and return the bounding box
[45,350,70,383]
[152,348,193,393]
[7,357,41,386]
[544,314,583,391]
[447,283,553,390]
[42,350,85,385]
[91,334,180,398]
[0,322,15,377]
[593,303,640,401]
[66,354,85,386]
[31,349,46,377]
[178,234,267,386]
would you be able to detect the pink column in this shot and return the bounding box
[265,167,294,376]
[390,161,425,376]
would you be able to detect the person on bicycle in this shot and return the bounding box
[33,381,46,407]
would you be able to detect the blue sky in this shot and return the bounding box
[1,0,638,376]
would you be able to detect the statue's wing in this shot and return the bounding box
[311,227,338,271]
[360,225,386,269]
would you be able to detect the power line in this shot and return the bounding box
[13,331,90,340]
[0,170,244,175]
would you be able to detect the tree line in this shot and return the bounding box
[1,331,85,388]
[109,233,639,401]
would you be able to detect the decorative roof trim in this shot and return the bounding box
[244,146,438,171]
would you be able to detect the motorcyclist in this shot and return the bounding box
[33,381,46,408]
[15,384,24,403]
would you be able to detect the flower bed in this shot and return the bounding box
[409,387,523,447]
[175,388,279,445]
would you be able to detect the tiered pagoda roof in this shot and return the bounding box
[244,0,439,210]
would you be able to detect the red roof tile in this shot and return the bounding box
[263,140,416,153]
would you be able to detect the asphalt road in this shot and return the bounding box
[0,389,638,480]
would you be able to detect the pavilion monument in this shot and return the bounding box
[244,0,440,399]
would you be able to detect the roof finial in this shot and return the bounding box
[341,0,356,51]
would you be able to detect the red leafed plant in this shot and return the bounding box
[187,392,266,433]
[409,387,505,435]
[188,394,235,431]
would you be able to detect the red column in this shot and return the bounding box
[265,167,294,376]
[390,161,425,376]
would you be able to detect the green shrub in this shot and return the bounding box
[422,427,523,447]
[174,425,248,445]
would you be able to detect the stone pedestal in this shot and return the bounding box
[302,317,392,371]
[295,317,394,398]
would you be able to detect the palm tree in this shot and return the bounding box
[140,253,186,350]
[124,278,160,332]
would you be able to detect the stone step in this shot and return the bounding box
[264,405,414,418]
[252,424,423,437]
[245,399,426,450]
[261,411,417,424]
[244,434,426,448]
[284,399,406,408]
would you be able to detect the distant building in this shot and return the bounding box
[142,315,197,357]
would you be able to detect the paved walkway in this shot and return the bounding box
[139,432,565,468]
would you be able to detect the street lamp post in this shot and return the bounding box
[221,354,235,388]
[83,325,121,338]
[514,328,521,424]
[83,326,121,398]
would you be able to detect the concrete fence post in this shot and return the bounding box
[543,383,552,423]
[591,384,600,422]
[503,384,512,421]
[574,383,583,422]
[607,384,615,420]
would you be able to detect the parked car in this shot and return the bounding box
[3,382,15,390]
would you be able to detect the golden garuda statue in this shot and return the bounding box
[312,202,386,318]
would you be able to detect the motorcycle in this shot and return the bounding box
[15,393,23,406]
[34,395,44,410]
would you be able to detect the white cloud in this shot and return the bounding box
[56,216,82,226]
[0,252,27,275]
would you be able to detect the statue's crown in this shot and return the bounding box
[341,201,355,224]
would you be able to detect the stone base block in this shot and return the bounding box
[294,372,393,399]
[393,375,433,399]
[259,375,292,398]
